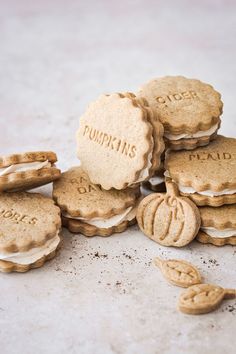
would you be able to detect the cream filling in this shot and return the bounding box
[201,227,236,238]
[63,206,137,229]
[0,160,51,176]
[178,184,236,197]
[0,233,60,265]
[149,175,165,186]
[164,123,218,141]
[164,171,236,197]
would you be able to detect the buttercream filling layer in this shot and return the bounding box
[63,206,137,229]
[0,233,60,265]
[149,175,165,186]
[178,184,236,197]
[201,227,236,238]
[164,123,219,141]
[0,160,51,176]
[164,171,236,197]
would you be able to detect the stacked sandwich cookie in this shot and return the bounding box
[137,76,223,193]
[0,192,61,272]
[0,151,62,272]
[165,135,236,246]
[0,151,61,192]
[137,76,223,151]
[53,167,140,236]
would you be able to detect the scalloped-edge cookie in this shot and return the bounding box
[197,204,236,246]
[137,76,223,150]
[0,192,61,273]
[53,166,140,236]
[0,151,61,192]
[76,93,164,190]
[165,136,236,206]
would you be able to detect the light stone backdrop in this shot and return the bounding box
[0,1,236,353]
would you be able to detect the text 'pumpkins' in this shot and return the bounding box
[137,180,201,247]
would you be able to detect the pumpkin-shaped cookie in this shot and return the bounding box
[137,180,201,247]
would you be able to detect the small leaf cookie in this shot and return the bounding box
[178,284,236,315]
[137,180,201,247]
[154,257,202,288]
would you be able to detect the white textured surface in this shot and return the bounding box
[0,1,236,353]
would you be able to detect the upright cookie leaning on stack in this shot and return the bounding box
[137,76,223,150]
[76,93,164,190]
[53,166,140,236]
[0,151,61,192]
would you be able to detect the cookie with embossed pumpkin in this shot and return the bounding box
[165,135,236,207]
[0,192,61,273]
[53,166,140,236]
[76,93,165,190]
[137,76,223,150]
[137,180,201,247]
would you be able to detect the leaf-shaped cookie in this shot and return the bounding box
[154,257,202,288]
[178,284,236,315]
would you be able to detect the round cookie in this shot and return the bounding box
[0,151,61,192]
[165,135,236,206]
[137,76,223,150]
[197,204,236,246]
[76,93,164,190]
[0,192,61,272]
[53,166,140,236]
[137,180,201,247]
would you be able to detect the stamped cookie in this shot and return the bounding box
[154,257,202,288]
[165,136,236,206]
[53,166,140,236]
[137,180,201,247]
[197,204,236,246]
[142,162,166,192]
[178,284,235,315]
[0,151,61,192]
[76,93,164,190]
[137,76,223,150]
[0,192,61,272]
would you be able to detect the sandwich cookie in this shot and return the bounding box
[165,136,236,207]
[0,151,61,192]
[76,92,164,190]
[0,192,61,272]
[198,205,236,246]
[53,166,140,236]
[137,76,223,150]
[142,162,166,192]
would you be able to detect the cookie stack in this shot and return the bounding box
[0,151,62,272]
[136,75,236,247]
[165,136,236,246]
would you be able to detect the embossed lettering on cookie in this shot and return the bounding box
[76,93,165,190]
[0,151,61,192]
[165,135,236,207]
[53,166,140,236]
[137,76,223,151]
[0,192,61,273]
